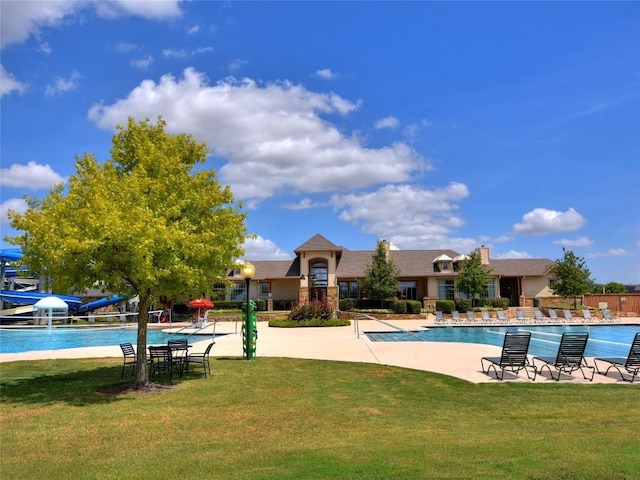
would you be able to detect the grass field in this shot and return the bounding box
[1,356,638,479]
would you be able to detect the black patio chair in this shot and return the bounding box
[594,332,640,383]
[119,342,137,379]
[532,332,594,381]
[186,342,215,377]
[168,339,189,376]
[149,345,180,381]
[481,331,535,381]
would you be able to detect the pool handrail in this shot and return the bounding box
[354,313,427,341]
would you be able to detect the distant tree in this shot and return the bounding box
[7,117,247,386]
[593,282,627,294]
[360,240,400,301]
[456,250,493,307]
[550,248,593,309]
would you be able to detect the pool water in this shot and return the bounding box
[0,327,214,354]
[365,325,640,358]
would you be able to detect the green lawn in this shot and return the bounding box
[1,357,638,479]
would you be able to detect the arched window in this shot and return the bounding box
[309,260,327,287]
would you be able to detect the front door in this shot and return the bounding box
[499,277,520,306]
[310,287,326,303]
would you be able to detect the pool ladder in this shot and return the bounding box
[354,313,428,341]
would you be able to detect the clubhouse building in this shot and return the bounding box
[221,234,556,311]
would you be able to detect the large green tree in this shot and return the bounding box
[455,250,493,307]
[7,117,247,386]
[550,248,593,308]
[593,281,627,294]
[360,240,400,300]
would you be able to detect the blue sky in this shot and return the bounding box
[1,1,639,284]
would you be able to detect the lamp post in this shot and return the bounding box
[241,260,256,359]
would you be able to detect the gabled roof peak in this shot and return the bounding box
[294,234,344,253]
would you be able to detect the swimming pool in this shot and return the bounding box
[0,327,213,354]
[365,325,640,358]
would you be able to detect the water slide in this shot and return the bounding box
[1,249,126,314]
[0,290,82,307]
[75,294,128,313]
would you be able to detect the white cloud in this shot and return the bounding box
[131,55,153,70]
[282,198,323,210]
[587,249,633,258]
[0,0,79,48]
[116,41,141,52]
[0,161,66,189]
[493,250,533,259]
[375,116,399,129]
[162,47,212,58]
[45,70,80,96]
[513,207,586,236]
[38,42,51,54]
[330,182,471,249]
[316,68,337,80]
[162,48,188,58]
[493,235,513,243]
[186,25,199,35]
[228,59,247,71]
[88,68,426,203]
[553,236,594,247]
[243,235,293,261]
[0,64,27,97]
[1,198,28,223]
[1,1,182,49]
[93,0,182,20]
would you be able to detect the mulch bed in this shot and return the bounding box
[99,382,176,395]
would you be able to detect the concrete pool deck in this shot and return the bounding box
[1,315,638,384]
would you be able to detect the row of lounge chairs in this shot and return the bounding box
[435,308,619,325]
[481,331,640,382]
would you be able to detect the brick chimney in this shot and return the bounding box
[477,246,490,264]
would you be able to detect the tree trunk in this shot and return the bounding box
[134,294,150,386]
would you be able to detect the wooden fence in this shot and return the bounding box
[583,294,640,315]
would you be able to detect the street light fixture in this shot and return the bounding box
[241,260,256,359]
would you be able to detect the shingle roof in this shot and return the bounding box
[335,249,462,277]
[228,235,556,280]
[294,233,343,253]
[489,258,555,277]
[251,258,301,280]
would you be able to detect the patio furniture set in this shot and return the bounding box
[120,339,214,381]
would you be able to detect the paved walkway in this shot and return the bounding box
[2,315,638,384]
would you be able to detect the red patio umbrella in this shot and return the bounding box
[188,298,214,309]
[188,298,214,327]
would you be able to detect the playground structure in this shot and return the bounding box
[1,248,127,321]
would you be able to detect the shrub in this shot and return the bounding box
[407,300,422,314]
[454,299,472,313]
[390,300,407,314]
[288,301,334,322]
[255,299,267,311]
[339,298,357,311]
[269,318,350,328]
[436,300,455,314]
[211,301,243,310]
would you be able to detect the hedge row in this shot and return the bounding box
[339,299,422,314]
[436,298,510,314]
